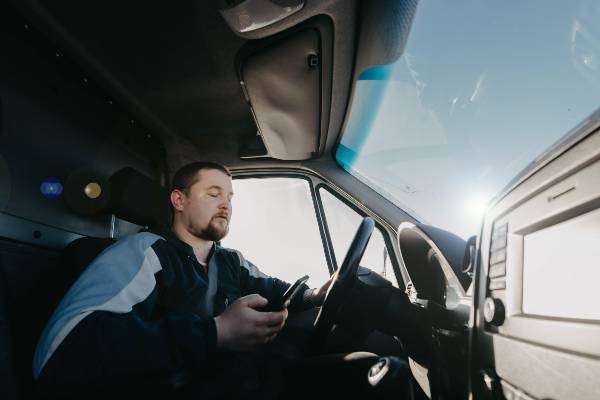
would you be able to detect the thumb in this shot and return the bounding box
[239,294,268,309]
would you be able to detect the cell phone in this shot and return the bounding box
[271,275,310,311]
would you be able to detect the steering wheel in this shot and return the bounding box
[311,217,375,352]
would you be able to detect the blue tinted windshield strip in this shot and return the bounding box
[337,76,390,165]
[357,65,394,80]
[335,144,357,171]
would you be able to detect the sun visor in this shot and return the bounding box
[239,28,324,160]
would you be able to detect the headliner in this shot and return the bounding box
[14,0,360,167]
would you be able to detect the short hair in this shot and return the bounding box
[170,161,231,194]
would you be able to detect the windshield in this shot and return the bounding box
[337,1,600,239]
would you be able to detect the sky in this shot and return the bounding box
[221,178,331,286]
[338,0,600,239]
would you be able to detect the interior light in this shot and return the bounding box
[84,182,102,199]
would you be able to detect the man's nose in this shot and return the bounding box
[219,200,231,212]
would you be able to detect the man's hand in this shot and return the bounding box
[214,294,288,351]
[310,275,335,306]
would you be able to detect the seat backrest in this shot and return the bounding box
[0,239,62,400]
[0,258,18,400]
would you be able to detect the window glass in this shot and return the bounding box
[319,188,398,287]
[222,177,330,286]
[337,1,600,240]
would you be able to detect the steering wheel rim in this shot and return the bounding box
[311,217,375,352]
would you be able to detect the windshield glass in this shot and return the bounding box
[337,1,600,239]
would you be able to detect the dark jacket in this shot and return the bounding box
[33,230,311,390]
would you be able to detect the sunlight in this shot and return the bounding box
[465,194,489,221]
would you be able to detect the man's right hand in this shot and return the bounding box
[214,294,288,351]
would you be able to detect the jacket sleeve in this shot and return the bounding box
[38,309,216,389]
[239,259,313,313]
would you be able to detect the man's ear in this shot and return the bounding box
[170,189,186,212]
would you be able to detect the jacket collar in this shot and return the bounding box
[147,227,218,260]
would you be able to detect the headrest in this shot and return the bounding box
[108,168,171,229]
[62,167,171,229]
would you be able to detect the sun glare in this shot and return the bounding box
[465,194,489,220]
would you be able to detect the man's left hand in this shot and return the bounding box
[310,275,335,306]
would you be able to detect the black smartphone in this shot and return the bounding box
[271,275,310,311]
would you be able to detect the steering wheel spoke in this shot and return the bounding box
[311,217,375,353]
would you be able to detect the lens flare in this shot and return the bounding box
[40,178,63,199]
[465,194,489,220]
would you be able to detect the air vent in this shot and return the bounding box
[488,223,508,291]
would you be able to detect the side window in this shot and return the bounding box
[319,187,398,287]
[222,177,330,286]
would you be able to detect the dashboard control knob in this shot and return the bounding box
[484,297,505,325]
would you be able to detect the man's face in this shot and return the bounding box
[174,169,233,241]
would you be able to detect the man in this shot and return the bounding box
[168,161,331,350]
[33,161,333,398]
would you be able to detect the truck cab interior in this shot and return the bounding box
[1,1,600,399]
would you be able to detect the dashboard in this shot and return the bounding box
[472,120,600,400]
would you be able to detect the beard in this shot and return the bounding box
[196,216,229,241]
